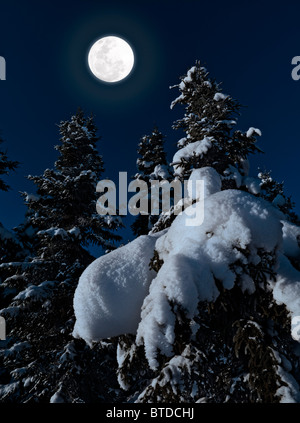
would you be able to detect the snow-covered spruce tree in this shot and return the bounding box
[24,109,121,267]
[169,61,262,182]
[0,110,123,403]
[131,127,172,236]
[151,61,264,234]
[72,62,300,403]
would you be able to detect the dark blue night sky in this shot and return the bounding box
[0,0,300,244]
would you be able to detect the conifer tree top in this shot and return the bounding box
[54,109,104,178]
[23,109,121,257]
[135,127,168,179]
[170,61,262,180]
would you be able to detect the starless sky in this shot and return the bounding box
[0,0,300,244]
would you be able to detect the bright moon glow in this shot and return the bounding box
[88,36,134,83]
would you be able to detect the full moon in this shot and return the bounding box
[88,36,134,83]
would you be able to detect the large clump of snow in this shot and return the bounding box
[72,233,163,344]
[73,170,300,373]
[135,189,300,369]
[188,167,221,200]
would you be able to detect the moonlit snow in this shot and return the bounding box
[72,233,162,344]
[172,137,213,177]
[73,167,300,380]
[188,167,221,199]
[136,189,290,369]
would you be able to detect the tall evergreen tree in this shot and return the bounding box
[151,62,267,234]
[131,127,172,236]
[170,60,262,183]
[0,110,123,403]
[24,109,121,268]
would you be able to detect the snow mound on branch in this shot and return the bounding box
[136,190,300,369]
[213,92,228,101]
[271,255,300,320]
[188,167,221,200]
[246,127,262,138]
[150,164,171,180]
[37,227,69,239]
[14,281,56,301]
[72,233,163,344]
[243,176,261,195]
[281,221,300,258]
[172,137,213,176]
